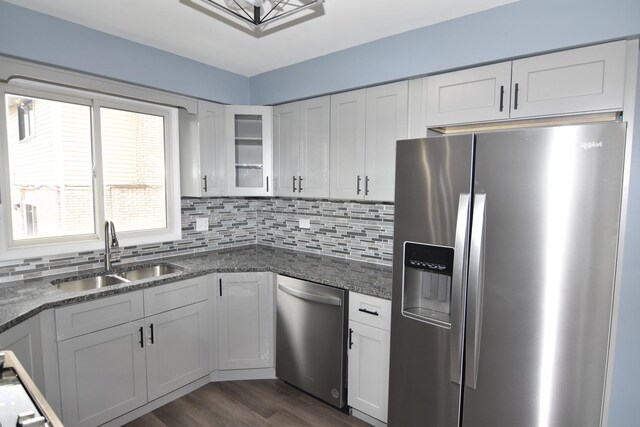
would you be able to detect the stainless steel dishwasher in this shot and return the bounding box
[276,275,347,408]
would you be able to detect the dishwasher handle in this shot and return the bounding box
[278,283,342,306]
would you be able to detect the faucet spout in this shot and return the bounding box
[104,220,120,271]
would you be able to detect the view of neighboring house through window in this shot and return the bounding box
[2,89,172,248]
[6,94,95,241]
[17,99,34,141]
[101,107,167,232]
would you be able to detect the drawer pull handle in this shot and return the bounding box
[359,308,379,316]
[349,328,354,349]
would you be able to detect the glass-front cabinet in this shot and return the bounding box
[225,105,273,196]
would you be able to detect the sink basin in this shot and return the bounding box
[53,264,181,292]
[117,264,181,281]
[55,274,129,292]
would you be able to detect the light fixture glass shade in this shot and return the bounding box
[198,0,324,30]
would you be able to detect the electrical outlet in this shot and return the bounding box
[299,218,311,229]
[196,217,209,232]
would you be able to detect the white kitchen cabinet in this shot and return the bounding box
[0,314,45,391]
[364,81,408,201]
[57,276,212,426]
[330,82,407,201]
[179,100,226,197]
[274,97,330,198]
[510,40,627,118]
[425,62,511,127]
[348,293,391,423]
[58,321,148,427]
[330,89,366,200]
[216,272,274,370]
[424,41,627,127]
[226,105,273,196]
[145,301,209,401]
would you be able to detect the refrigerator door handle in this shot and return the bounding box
[450,193,471,384]
[465,193,486,390]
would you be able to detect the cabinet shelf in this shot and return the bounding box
[235,137,263,141]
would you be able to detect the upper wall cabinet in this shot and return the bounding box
[330,81,408,202]
[422,41,627,128]
[226,105,273,197]
[179,100,226,197]
[273,96,330,198]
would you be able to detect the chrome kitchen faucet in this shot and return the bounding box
[104,220,120,271]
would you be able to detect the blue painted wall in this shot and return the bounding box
[249,0,640,105]
[0,1,250,105]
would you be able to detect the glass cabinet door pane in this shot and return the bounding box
[234,114,264,188]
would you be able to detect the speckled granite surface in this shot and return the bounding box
[0,245,392,334]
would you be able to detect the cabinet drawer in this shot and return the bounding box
[55,291,144,341]
[349,292,391,331]
[144,276,209,316]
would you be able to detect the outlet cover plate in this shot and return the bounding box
[196,218,209,232]
[299,218,311,229]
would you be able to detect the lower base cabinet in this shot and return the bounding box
[348,292,391,423]
[216,272,274,370]
[57,277,211,427]
[146,301,210,401]
[58,322,148,427]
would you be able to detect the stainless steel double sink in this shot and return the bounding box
[53,264,181,292]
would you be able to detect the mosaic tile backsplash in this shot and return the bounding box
[0,197,394,283]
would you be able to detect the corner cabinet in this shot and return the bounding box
[330,81,408,202]
[424,40,627,127]
[225,105,273,196]
[273,96,330,198]
[179,100,226,197]
[216,272,274,370]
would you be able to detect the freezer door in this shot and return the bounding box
[389,135,473,426]
[462,123,626,426]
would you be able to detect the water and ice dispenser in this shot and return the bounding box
[402,242,454,327]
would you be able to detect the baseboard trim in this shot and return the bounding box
[210,367,276,382]
[351,407,387,427]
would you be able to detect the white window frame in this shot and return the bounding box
[0,81,181,260]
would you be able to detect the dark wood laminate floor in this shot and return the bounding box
[123,380,371,427]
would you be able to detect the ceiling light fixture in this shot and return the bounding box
[196,0,325,30]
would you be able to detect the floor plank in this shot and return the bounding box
[123,380,370,427]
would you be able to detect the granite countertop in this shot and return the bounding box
[0,245,393,334]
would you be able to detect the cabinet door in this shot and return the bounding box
[217,272,274,370]
[199,100,226,196]
[330,90,366,200]
[299,96,330,198]
[348,321,390,423]
[365,81,408,201]
[145,301,210,401]
[273,102,300,197]
[178,101,225,197]
[58,322,147,427]
[0,315,44,392]
[511,41,626,118]
[226,105,273,196]
[426,62,512,126]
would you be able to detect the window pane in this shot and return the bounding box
[101,107,166,232]
[5,94,95,241]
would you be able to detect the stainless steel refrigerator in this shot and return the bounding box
[388,122,626,426]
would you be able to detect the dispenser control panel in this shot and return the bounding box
[402,241,454,327]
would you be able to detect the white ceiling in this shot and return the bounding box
[6,0,517,76]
